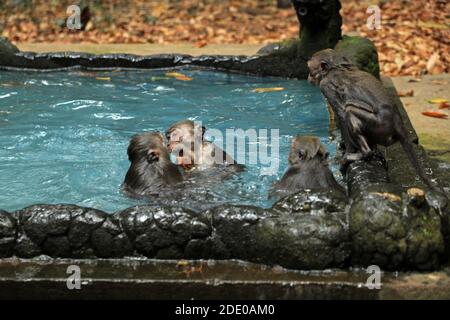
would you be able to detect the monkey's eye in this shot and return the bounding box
[179,149,184,157]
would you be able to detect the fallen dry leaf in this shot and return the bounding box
[431,80,449,85]
[95,77,111,81]
[195,40,208,48]
[407,187,426,198]
[422,110,448,119]
[426,52,440,74]
[370,192,402,202]
[438,102,450,109]
[398,89,414,97]
[1,0,449,77]
[428,98,449,104]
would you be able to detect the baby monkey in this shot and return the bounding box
[166,120,238,171]
[270,136,345,198]
[123,131,183,197]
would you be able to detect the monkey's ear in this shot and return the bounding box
[339,56,354,69]
[147,150,160,163]
[317,145,329,159]
[309,137,326,160]
[320,61,329,72]
[127,135,139,161]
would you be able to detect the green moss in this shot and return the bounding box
[0,36,19,55]
[334,35,380,78]
[278,38,299,48]
[418,133,450,163]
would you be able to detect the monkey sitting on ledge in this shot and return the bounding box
[122,132,183,198]
[270,136,345,198]
[166,120,243,173]
[307,48,442,191]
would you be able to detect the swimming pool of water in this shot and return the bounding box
[0,68,339,213]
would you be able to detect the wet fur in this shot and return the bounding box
[122,132,182,197]
[308,49,438,190]
[270,136,345,198]
[166,120,241,171]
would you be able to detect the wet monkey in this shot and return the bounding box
[270,136,345,198]
[165,120,239,171]
[307,49,440,191]
[123,132,182,197]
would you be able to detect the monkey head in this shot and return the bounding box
[166,120,205,168]
[288,135,329,165]
[307,49,337,85]
[124,131,183,196]
[307,49,354,85]
[127,131,170,165]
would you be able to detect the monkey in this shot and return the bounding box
[307,48,440,191]
[122,131,183,198]
[270,136,345,198]
[165,120,242,172]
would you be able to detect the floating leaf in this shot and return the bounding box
[151,76,170,81]
[422,110,448,119]
[165,72,188,78]
[165,72,193,81]
[252,87,285,93]
[95,77,111,81]
[174,75,193,81]
[428,98,448,104]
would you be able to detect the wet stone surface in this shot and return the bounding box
[350,190,445,271]
[0,17,449,271]
[1,180,447,271]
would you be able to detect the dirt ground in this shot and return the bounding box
[391,74,450,162]
[3,0,449,77]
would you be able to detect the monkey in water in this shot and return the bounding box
[270,136,345,198]
[122,131,183,198]
[307,49,439,190]
[166,120,241,172]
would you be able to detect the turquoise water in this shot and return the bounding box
[0,68,339,213]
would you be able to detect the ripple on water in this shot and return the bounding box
[0,69,337,213]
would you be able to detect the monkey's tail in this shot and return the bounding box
[398,131,437,191]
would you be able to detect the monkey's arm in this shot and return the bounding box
[320,79,347,122]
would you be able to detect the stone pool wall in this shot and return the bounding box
[0,36,379,79]
[0,0,379,80]
[0,37,448,271]
[0,77,449,272]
